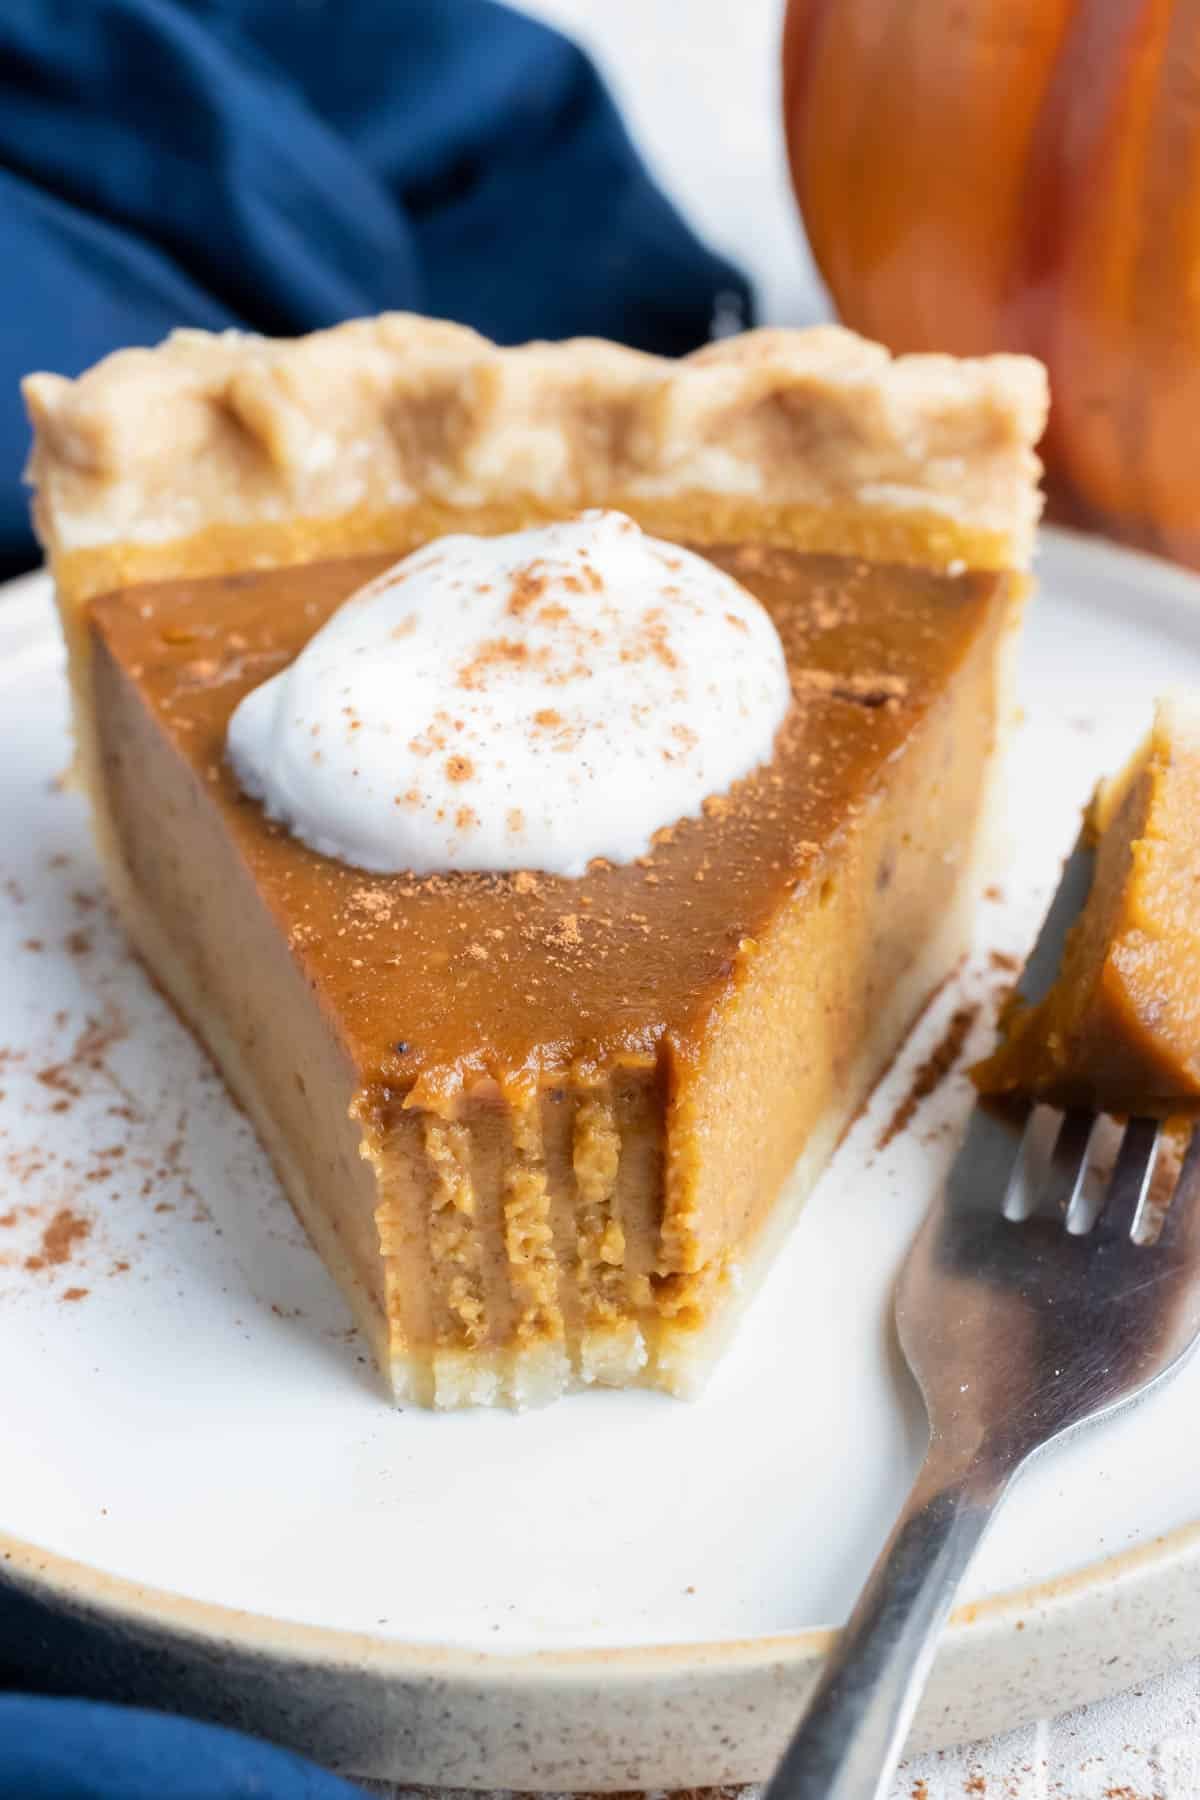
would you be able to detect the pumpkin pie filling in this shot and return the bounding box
[88,543,1019,1402]
[975,701,1200,1118]
[23,313,1048,1407]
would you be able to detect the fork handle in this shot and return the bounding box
[765,1458,1010,1800]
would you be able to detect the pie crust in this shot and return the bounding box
[25,315,1046,607]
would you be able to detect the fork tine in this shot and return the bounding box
[1041,1108,1096,1225]
[1095,1116,1162,1241]
[1158,1126,1200,1251]
[1000,1105,1058,1219]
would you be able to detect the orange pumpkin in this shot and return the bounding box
[783,0,1200,569]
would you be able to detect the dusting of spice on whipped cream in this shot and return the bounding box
[226,510,791,878]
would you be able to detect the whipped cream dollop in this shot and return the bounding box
[226,510,790,878]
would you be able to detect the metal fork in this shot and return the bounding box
[767,839,1200,1800]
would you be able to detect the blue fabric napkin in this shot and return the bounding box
[2,0,751,580]
[0,1,751,1787]
[0,1696,365,1797]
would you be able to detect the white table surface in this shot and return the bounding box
[513,3,1200,1794]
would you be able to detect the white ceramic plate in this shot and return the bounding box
[2,530,1200,1788]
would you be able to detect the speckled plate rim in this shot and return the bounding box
[5,533,1200,1787]
[5,1510,1200,1786]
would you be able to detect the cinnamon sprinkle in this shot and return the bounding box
[505,563,549,617]
[349,887,393,920]
[547,914,581,949]
[456,635,536,691]
[26,1207,92,1270]
[878,1004,980,1150]
[793,668,909,709]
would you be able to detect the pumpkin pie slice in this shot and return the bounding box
[976,700,1200,1117]
[23,317,1047,1408]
